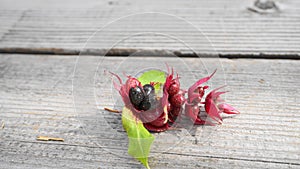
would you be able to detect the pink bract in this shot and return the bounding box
[185,70,240,125]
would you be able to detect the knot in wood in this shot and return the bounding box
[248,0,279,14]
[254,0,277,10]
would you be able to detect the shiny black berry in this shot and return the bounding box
[129,86,145,107]
[139,97,151,111]
[143,84,155,96]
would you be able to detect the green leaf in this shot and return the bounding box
[122,107,154,169]
[138,70,166,92]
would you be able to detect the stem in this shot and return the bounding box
[104,107,121,113]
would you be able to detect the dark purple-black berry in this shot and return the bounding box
[129,84,158,111]
[139,98,151,111]
[129,86,145,107]
[143,84,155,96]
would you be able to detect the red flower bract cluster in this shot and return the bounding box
[110,67,240,132]
[185,70,240,125]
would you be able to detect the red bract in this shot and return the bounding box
[110,72,140,108]
[163,66,186,125]
[185,70,240,125]
[110,72,170,132]
[185,70,215,124]
[205,86,240,123]
[143,109,169,132]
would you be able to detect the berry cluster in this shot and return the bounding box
[129,84,156,111]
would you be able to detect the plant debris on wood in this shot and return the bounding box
[104,107,121,113]
[1,121,4,129]
[36,136,64,142]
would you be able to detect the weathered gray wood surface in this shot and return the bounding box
[0,54,299,168]
[0,0,300,58]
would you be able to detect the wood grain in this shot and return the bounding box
[0,0,300,58]
[0,54,299,168]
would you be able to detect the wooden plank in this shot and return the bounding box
[0,54,299,168]
[0,0,300,58]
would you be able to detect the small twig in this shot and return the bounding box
[36,136,64,142]
[104,107,121,113]
[1,121,4,129]
[167,127,182,131]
